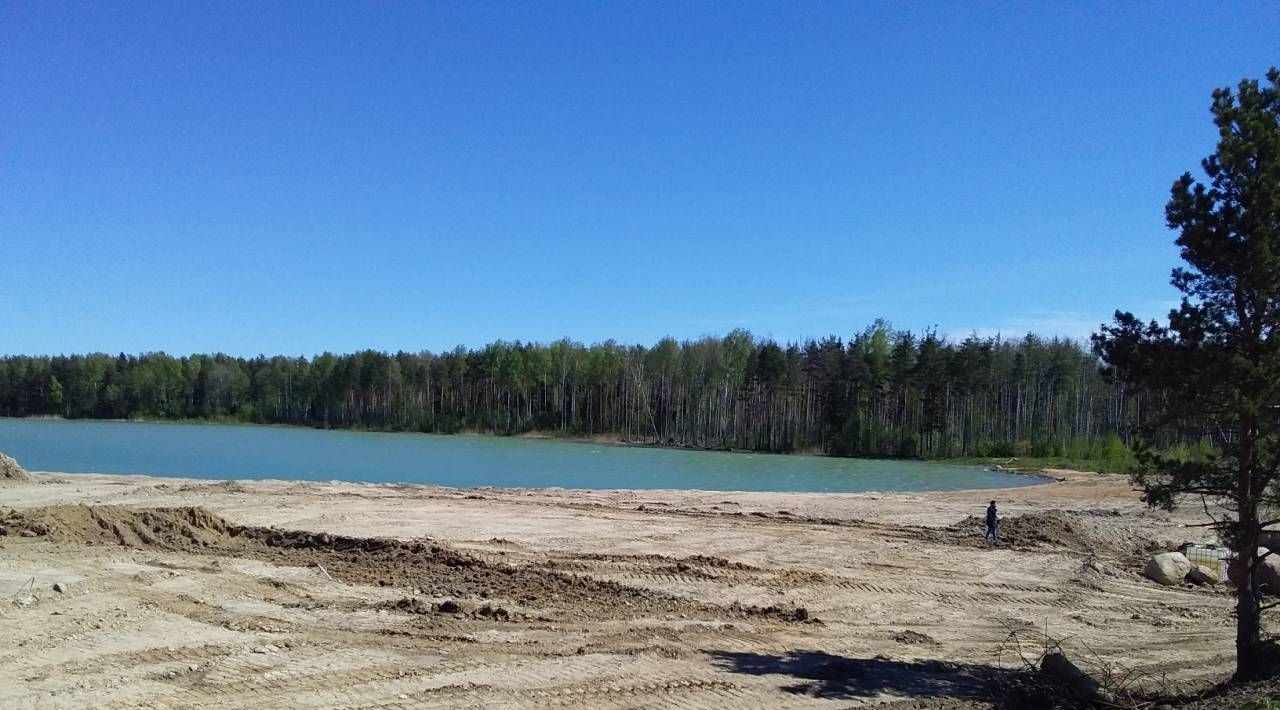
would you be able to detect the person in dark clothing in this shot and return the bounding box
[985,501,998,542]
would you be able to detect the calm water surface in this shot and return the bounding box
[0,418,1045,493]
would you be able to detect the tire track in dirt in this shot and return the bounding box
[126,652,725,710]
[174,625,826,710]
[548,549,1233,623]
[81,591,781,709]
[342,678,748,710]
[29,643,240,679]
[581,563,1087,613]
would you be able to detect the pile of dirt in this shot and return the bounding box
[727,602,820,624]
[5,504,695,619]
[380,597,519,621]
[0,452,30,482]
[891,630,939,646]
[6,505,236,547]
[943,509,1152,556]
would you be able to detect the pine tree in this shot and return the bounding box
[1094,68,1280,680]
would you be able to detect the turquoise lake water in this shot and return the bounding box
[0,418,1046,493]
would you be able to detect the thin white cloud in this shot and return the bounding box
[956,313,1103,344]
[955,301,1181,345]
[679,285,999,338]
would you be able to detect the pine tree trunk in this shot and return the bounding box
[1235,418,1264,680]
[1236,540,1263,681]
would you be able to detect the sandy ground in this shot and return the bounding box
[0,469,1245,709]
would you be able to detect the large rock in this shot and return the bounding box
[1227,548,1280,594]
[0,452,30,482]
[1144,552,1192,586]
[1187,565,1220,586]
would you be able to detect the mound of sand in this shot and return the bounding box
[0,451,31,482]
[4,504,699,619]
[8,505,237,548]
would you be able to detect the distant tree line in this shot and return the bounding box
[0,322,1146,459]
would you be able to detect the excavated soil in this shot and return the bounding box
[2,504,704,618]
[6,504,240,548]
[943,509,1171,558]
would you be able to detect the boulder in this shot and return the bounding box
[1187,565,1220,586]
[1227,548,1280,594]
[1144,552,1192,586]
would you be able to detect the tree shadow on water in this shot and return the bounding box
[706,649,1015,700]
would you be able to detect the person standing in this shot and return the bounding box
[985,500,998,542]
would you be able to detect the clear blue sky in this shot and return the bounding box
[3,2,1278,357]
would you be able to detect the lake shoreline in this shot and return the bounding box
[17,463,1065,497]
[11,462,1104,523]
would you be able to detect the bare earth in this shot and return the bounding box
[0,469,1241,709]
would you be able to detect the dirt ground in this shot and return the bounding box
[0,469,1250,709]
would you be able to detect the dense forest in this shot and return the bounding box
[0,322,1145,460]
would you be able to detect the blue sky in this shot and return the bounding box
[3,2,1277,356]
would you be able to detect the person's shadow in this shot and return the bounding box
[706,649,1015,700]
